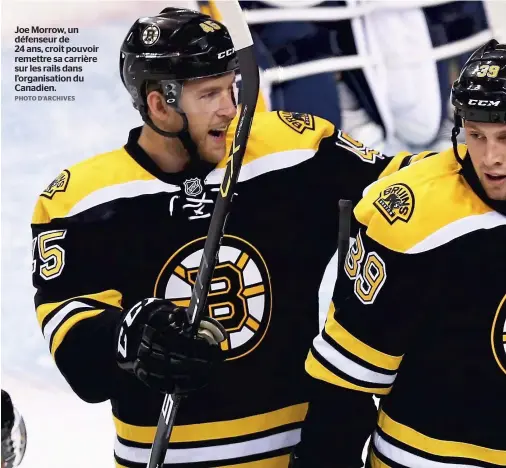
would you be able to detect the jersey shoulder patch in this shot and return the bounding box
[276,111,315,134]
[355,145,495,253]
[41,169,71,199]
[32,147,154,224]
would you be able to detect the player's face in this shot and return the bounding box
[465,121,506,201]
[180,72,237,163]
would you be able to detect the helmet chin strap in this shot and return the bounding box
[451,115,465,166]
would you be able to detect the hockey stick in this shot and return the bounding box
[146,3,259,468]
[337,199,353,279]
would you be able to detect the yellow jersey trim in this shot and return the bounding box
[51,309,103,356]
[305,350,392,395]
[114,403,308,444]
[220,111,334,170]
[324,302,403,371]
[378,410,506,464]
[356,145,494,253]
[36,289,123,326]
[32,148,157,224]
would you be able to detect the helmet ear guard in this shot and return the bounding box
[139,79,189,139]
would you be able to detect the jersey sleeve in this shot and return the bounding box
[306,226,416,395]
[306,221,429,394]
[299,187,432,463]
[31,187,126,403]
[320,128,437,204]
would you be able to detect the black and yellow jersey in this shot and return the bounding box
[305,145,506,467]
[32,111,419,468]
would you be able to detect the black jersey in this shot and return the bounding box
[306,145,506,467]
[32,111,411,467]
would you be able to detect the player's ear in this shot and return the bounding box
[146,88,170,120]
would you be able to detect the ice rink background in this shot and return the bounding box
[2,1,506,466]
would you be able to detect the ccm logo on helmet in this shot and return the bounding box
[218,48,235,59]
[468,99,500,107]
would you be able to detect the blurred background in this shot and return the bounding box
[2,0,506,466]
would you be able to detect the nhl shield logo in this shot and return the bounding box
[374,183,415,224]
[141,24,160,46]
[183,178,203,197]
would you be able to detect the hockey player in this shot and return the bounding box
[31,8,430,467]
[291,39,506,467]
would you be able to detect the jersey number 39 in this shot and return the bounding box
[344,230,386,304]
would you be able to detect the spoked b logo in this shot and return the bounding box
[154,235,272,360]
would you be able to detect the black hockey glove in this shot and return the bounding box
[116,298,227,394]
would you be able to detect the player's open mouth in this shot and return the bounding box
[485,173,506,183]
[209,129,226,140]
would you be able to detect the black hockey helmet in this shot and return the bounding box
[451,39,506,161]
[119,7,239,159]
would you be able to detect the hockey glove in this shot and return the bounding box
[116,298,227,394]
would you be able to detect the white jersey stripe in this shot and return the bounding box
[42,301,94,344]
[66,150,316,218]
[67,179,181,217]
[205,149,317,185]
[115,428,301,464]
[313,333,396,385]
[373,432,485,468]
[407,211,506,254]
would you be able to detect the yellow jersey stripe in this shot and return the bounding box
[114,403,308,444]
[51,309,104,356]
[378,410,506,464]
[324,302,403,371]
[225,454,291,467]
[36,289,122,326]
[368,448,392,468]
[32,148,157,223]
[305,350,392,395]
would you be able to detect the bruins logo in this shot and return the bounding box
[155,235,272,360]
[41,170,70,199]
[491,294,506,375]
[373,183,415,224]
[277,111,315,134]
[141,24,160,46]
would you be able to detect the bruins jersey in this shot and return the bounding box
[32,111,419,467]
[306,145,506,467]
